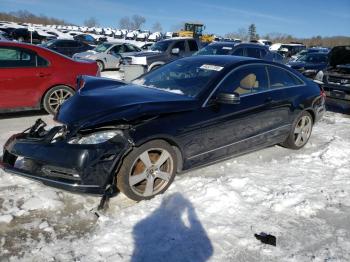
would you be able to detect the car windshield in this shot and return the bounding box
[195,44,234,55]
[94,43,112,52]
[150,41,170,52]
[132,59,224,97]
[296,55,309,62]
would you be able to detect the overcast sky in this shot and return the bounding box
[1,0,350,37]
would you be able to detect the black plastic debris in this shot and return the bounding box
[254,232,276,246]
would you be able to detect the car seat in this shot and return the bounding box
[234,73,259,94]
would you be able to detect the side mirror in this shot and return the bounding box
[171,48,180,55]
[216,92,240,104]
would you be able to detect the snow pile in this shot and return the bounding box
[0,112,349,261]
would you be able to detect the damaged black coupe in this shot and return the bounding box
[1,56,325,201]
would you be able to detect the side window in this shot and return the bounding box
[110,45,123,55]
[188,40,198,51]
[0,47,36,67]
[232,48,243,56]
[246,48,261,58]
[36,55,49,67]
[217,65,268,95]
[260,49,267,58]
[267,66,303,88]
[125,44,140,52]
[173,41,186,52]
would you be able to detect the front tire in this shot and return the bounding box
[282,111,313,149]
[116,140,177,201]
[43,85,75,114]
[96,60,105,72]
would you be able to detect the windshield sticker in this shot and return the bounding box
[200,64,224,71]
[222,47,232,50]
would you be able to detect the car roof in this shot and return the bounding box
[180,55,256,67]
[160,37,194,42]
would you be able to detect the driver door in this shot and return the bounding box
[181,64,288,168]
[105,44,124,68]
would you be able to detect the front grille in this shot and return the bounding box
[328,76,350,85]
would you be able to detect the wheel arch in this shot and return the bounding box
[305,108,316,123]
[148,62,165,71]
[133,136,184,173]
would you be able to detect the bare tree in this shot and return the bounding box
[131,15,146,30]
[152,21,162,32]
[0,10,68,25]
[119,16,132,30]
[84,17,99,27]
[225,27,248,41]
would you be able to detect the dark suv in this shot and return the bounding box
[194,42,279,62]
[40,39,93,57]
[315,46,350,103]
[122,38,200,71]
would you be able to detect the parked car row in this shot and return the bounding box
[120,39,284,79]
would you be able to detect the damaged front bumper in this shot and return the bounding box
[0,120,132,195]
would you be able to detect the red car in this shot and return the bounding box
[0,41,99,114]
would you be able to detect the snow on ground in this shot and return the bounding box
[0,89,350,261]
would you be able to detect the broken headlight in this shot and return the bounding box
[68,130,123,145]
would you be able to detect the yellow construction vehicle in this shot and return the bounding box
[178,22,215,43]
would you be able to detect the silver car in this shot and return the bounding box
[72,42,142,71]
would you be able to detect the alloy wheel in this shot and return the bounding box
[48,89,73,113]
[129,148,174,197]
[294,115,312,147]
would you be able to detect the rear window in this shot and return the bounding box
[267,66,303,88]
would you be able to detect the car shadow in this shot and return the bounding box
[0,110,48,120]
[131,193,213,262]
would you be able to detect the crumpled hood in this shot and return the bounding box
[329,46,350,67]
[55,76,198,128]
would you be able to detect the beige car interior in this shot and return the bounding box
[234,73,260,95]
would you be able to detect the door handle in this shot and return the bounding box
[37,72,51,77]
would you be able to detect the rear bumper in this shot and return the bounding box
[1,131,131,195]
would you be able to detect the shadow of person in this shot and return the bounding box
[131,193,213,262]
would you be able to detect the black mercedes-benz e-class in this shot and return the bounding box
[0,56,325,201]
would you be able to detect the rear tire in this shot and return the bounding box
[43,85,75,115]
[116,140,177,201]
[282,111,313,149]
